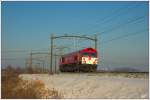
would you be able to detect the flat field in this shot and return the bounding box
[19,72,149,99]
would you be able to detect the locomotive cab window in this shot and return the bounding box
[83,52,89,57]
[91,53,96,57]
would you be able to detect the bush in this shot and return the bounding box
[1,66,63,99]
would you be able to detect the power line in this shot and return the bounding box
[2,58,26,60]
[75,4,128,34]
[82,2,141,35]
[96,15,146,36]
[87,14,146,38]
[101,29,148,44]
[2,49,49,53]
[93,3,140,26]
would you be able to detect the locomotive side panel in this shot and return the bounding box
[59,52,80,65]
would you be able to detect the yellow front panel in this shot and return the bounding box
[82,57,97,65]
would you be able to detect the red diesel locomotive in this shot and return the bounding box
[59,47,98,72]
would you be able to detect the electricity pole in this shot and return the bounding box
[50,34,53,74]
[54,54,57,73]
[95,34,97,50]
[54,46,70,73]
[29,51,50,73]
[29,51,32,69]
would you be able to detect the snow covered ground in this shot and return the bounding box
[19,73,149,99]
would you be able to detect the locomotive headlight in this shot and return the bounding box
[95,58,98,64]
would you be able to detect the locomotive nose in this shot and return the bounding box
[82,56,97,65]
[88,56,91,60]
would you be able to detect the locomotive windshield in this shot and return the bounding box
[91,53,97,57]
[83,52,96,57]
[83,52,89,57]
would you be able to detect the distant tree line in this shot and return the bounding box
[2,65,48,74]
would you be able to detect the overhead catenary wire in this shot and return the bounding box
[95,15,147,36]
[80,2,142,35]
[101,29,148,44]
[96,3,141,24]
[2,49,49,53]
[2,58,26,60]
[82,14,146,45]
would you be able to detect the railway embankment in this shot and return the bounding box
[19,73,149,99]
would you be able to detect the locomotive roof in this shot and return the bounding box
[61,47,97,57]
[81,47,97,52]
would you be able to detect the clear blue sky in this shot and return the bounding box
[1,1,149,71]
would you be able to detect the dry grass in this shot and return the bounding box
[11,80,63,99]
[1,68,63,99]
